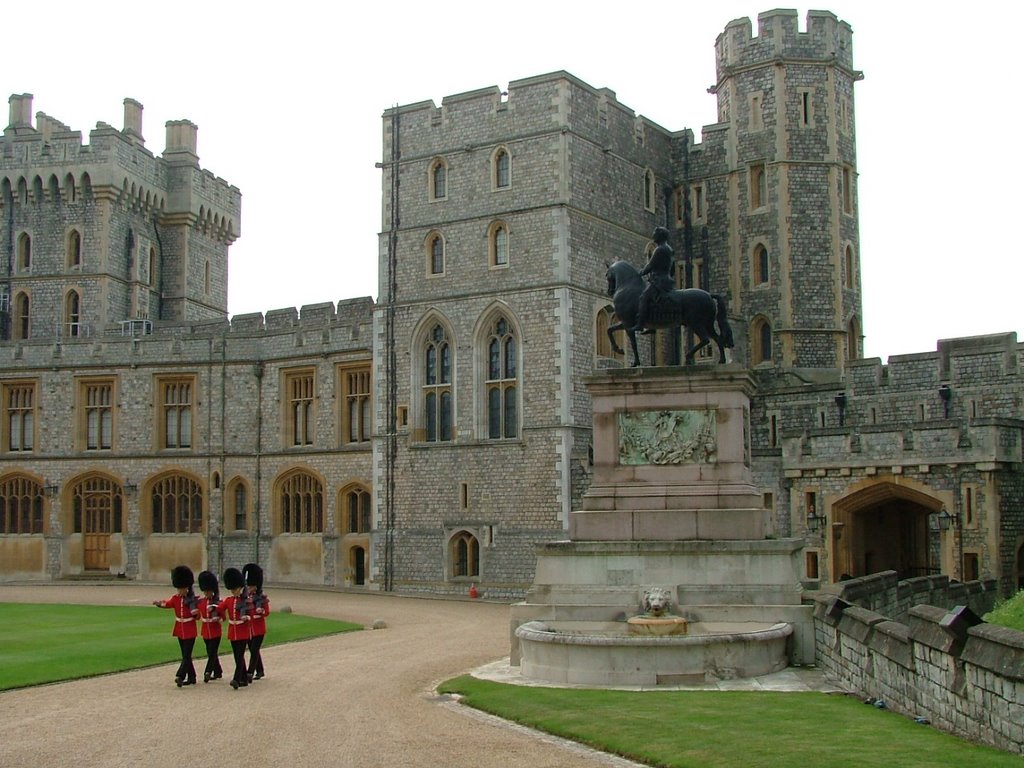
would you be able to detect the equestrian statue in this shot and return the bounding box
[606,227,734,368]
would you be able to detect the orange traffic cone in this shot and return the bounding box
[469,583,479,599]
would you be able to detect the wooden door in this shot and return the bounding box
[81,485,114,571]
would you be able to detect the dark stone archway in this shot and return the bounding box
[830,480,943,582]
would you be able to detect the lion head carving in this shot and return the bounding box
[641,587,674,617]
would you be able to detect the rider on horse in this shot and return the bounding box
[631,226,675,334]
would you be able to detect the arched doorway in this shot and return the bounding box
[70,476,126,571]
[830,479,945,582]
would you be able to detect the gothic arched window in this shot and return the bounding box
[483,317,518,439]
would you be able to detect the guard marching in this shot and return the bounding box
[153,565,199,687]
[218,567,252,690]
[196,570,223,683]
[243,563,269,682]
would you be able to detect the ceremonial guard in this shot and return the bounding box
[243,563,269,682]
[219,567,252,690]
[197,570,223,683]
[153,565,199,687]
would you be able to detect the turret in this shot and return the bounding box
[701,9,863,376]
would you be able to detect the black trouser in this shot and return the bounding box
[247,634,265,678]
[230,639,248,685]
[175,638,196,682]
[203,636,222,678]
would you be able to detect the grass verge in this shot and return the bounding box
[0,602,360,690]
[438,675,1020,768]
[984,589,1024,631]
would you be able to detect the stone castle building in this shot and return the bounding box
[2,9,1022,597]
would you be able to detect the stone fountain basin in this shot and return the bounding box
[515,619,792,687]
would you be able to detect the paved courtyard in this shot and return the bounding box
[0,584,841,767]
[0,584,646,768]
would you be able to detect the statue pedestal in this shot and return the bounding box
[512,366,814,676]
[572,365,766,541]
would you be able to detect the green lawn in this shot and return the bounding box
[438,676,1020,768]
[0,603,360,690]
[985,589,1024,631]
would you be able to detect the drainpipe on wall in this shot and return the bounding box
[254,361,264,563]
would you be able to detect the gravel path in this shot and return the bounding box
[0,584,631,768]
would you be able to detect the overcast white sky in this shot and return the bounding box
[4,2,1020,362]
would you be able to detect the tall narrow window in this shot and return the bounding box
[279,472,323,533]
[750,164,767,210]
[749,93,763,130]
[67,229,82,268]
[3,382,35,452]
[204,261,211,295]
[345,488,372,533]
[64,291,81,338]
[844,245,855,289]
[450,530,480,578]
[81,380,114,450]
[232,481,248,532]
[752,318,772,365]
[842,166,853,214]
[489,222,509,267]
[286,370,315,447]
[429,158,447,201]
[691,184,705,222]
[151,474,204,534]
[494,147,511,189]
[799,90,812,126]
[423,324,453,442]
[17,233,31,272]
[160,378,194,449]
[13,293,29,340]
[427,232,445,275]
[847,318,860,361]
[484,317,518,439]
[341,365,371,444]
[643,169,655,212]
[754,244,769,285]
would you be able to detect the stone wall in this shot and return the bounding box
[814,571,1024,753]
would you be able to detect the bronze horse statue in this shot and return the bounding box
[605,260,734,367]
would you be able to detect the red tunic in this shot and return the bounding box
[217,595,252,642]
[249,593,270,637]
[197,597,222,640]
[158,594,198,640]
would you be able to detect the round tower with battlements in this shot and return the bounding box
[693,9,863,376]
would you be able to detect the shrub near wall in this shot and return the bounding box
[814,572,1024,754]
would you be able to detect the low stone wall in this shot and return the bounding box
[814,571,1023,753]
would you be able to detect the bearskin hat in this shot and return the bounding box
[171,565,194,589]
[223,567,245,591]
[197,570,219,594]
[243,562,263,590]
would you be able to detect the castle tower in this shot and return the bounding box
[375,73,677,593]
[0,95,240,342]
[694,9,863,374]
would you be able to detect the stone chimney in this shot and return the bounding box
[123,98,144,145]
[8,93,33,129]
[164,119,199,164]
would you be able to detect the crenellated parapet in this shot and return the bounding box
[382,70,673,168]
[0,296,375,368]
[0,93,240,244]
[715,9,856,81]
